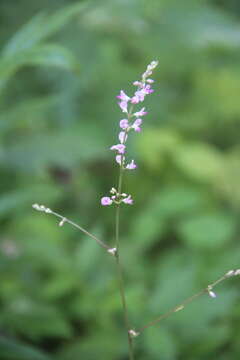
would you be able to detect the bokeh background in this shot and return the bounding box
[0,0,240,359]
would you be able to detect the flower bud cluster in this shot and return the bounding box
[207,285,217,299]
[32,203,52,213]
[225,269,240,276]
[128,329,139,338]
[207,268,240,299]
[101,188,133,206]
[101,61,158,206]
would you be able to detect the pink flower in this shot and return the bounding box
[119,119,129,129]
[122,195,133,205]
[132,118,142,132]
[101,197,113,206]
[116,90,130,102]
[131,85,153,104]
[118,101,128,113]
[144,84,154,94]
[117,91,130,113]
[119,131,127,144]
[110,144,126,154]
[131,89,145,104]
[133,81,141,86]
[134,107,147,117]
[126,160,137,170]
[116,155,124,165]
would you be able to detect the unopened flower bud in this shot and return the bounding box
[128,329,139,338]
[108,247,117,256]
[174,305,184,312]
[207,286,216,298]
[226,270,235,277]
[59,218,66,227]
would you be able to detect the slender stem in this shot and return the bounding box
[115,204,135,360]
[136,271,236,334]
[51,210,109,249]
[32,204,109,250]
[114,131,135,359]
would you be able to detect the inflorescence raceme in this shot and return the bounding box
[101,60,158,207]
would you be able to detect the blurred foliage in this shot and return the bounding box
[0,0,240,359]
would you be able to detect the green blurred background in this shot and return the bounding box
[0,0,240,359]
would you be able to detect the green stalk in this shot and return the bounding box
[114,126,135,360]
[115,204,135,360]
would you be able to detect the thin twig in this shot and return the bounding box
[32,204,110,250]
[135,269,240,334]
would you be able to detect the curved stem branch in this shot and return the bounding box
[32,204,110,250]
[136,270,239,334]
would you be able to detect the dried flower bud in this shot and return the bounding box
[108,247,117,256]
[207,286,216,298]
[32,204,52,214]
[32,203,41,211]
[128,329,139,338]
[59,218,66,227]
[226,270,235,277]
[174,305,184,312]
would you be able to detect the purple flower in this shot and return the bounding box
[122,195,133,205]
[116,90,130,102]
[143,84,154,95]
[131,84,154,104]
[117,91,130,113]
[118,131,127,144]
[132,118,142,132]
[110,144,126,154]
[131,89,145,104]
[118,101,128,113]
[133,81,141,86]
[134,107,147,117]
[119,119,129,129]
[126,160,137,170]
[103,61,158,209]
[101,197,113,206]
[116,155,124,165]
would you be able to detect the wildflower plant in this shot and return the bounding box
[33,62,240,360]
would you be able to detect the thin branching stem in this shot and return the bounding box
[32,204,109,250]
[136,270,238,334]
[51,210,110,249]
